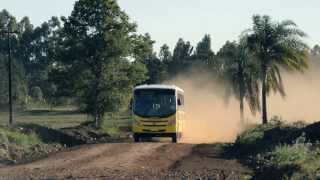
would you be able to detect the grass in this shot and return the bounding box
[0,126,44,163]
[6,130,41,148]
[270,135,311,166]
[0,106,132,144]
[233,117,303,156]
[0,106,88,129]
[90,112,132,137]
[255,135,320,179]
[233,117,320,179]
[0,105,132,165]
[0,108,132,164]
[102,124,121,137]
[0,107,132,130]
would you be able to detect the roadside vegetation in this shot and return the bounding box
[231,117,320,179]
[0,0,320,178]
[0,107,132,165]
[0,125,46,164]
[0,121,131,166]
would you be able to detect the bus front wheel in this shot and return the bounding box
[134,134,140,142]
[172,134,177,143]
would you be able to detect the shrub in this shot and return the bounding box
[100,114,121,137]
[234,117,305,157]
[0,127,43,152]
[234,117,320,179]
[6,131,41,149]
[255,134,320,179]
[0,126,46,164]
[234,119,282,156]
[269,134,311,166]
[236,117,284,145]
[103,125,121,137]
[0,131,10,160]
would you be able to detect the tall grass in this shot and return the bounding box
[256,134,320,179]
[6,130,41,148]
[235,117,320,179]
[0,126,43,157]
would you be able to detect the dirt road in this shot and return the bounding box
[0,143,251,180]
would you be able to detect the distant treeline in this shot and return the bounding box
[0,0,319,127]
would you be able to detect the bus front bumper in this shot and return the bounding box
[133,133,177,138]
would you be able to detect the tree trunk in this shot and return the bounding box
[262,67,268,124]
[238,61,245,127]
[94,113,99,128]
[93,64,103,129]
[240,97,244,125]
[94,110,103,129]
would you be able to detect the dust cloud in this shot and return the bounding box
[165,60,320,144]
[166,72,243,144]
[267,67,320,123]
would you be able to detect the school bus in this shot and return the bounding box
[132,84,185,143]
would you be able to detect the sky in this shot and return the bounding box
[1,0,319,53]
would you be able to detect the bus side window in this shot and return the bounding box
[178,93,184,107]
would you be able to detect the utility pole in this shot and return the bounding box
[1,22,18,125]
[7,28,13,125]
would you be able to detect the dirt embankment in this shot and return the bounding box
[0,143,251,180]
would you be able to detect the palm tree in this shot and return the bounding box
[217,39,260,125]
[246,15,309,124]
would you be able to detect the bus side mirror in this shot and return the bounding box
[177,99,182,106]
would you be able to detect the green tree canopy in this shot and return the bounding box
[56,0,147,127]
[195,34,215,66]
[167,38,194,76]
[131,33,155,61]
[0,10,28,109]
[159,44,172,63]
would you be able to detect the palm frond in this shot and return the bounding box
[279,19,296,27]
[247,14,309,95]
[217,40,261,115]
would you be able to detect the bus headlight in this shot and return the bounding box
[168,119,176,126]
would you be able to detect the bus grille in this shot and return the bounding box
[143,124,167,127]
[142,129,166,132]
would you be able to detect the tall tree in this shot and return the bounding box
[168,38,193,76]
[246,15,309,124]
[195,34,215,66]
[217,40,260,124]
[22,16,62,102]
[143,56,168,84]
[173,38,193,63]
[131,33,167,84]
[58,0,147,127]
[159,44,172,63]
[131,33,155,62]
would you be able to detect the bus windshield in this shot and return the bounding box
[133,89,176,118]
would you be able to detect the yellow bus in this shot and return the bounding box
[132,84,185,143]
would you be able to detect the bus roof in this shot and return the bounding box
[134,84,184,92]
